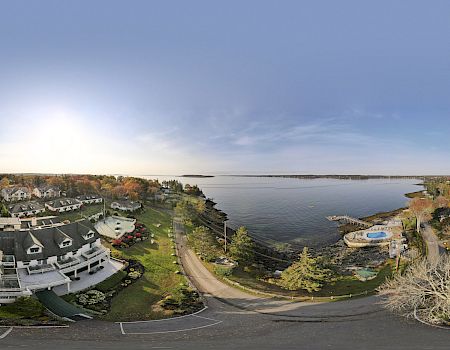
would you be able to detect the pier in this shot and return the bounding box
[326,215,372,228]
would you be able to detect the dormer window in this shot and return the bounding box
[61,239,72,248]
[28,245,42,254]
[83,230,95,240]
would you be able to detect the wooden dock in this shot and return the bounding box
[326,215,372,228]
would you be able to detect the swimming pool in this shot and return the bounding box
[367,231,388,239]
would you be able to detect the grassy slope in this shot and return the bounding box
[225,263,393,299]
[0,297,46,320]
[101,207,184,321]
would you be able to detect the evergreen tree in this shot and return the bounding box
[229,226,255,265]
[0,204,10,217]
[279,247,332,292]
[189,226,219,261]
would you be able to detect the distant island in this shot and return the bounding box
[181,174,215,178]
[227,174,437,180]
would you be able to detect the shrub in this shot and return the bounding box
[214,265,233,277]
[128,271,142,280]
[77,290,106,305]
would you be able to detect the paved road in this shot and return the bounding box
[422,224,444,263]
[1,221,449,349]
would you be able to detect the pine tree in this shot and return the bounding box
[229,226,255,265]
[279,247,332,292]
[189,226,219,261]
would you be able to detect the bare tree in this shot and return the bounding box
[378,256,450,325]
[408,198,434,233]
[434,195,449,209]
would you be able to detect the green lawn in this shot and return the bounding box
[224,263,393,299]
[95,270,127,293]
[0,297,47,320]
[100,207,185,321]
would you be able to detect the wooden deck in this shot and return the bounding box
[326,215,372,228]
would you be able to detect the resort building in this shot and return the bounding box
[0,216,63,232]
[75,194,103,205]
[33,185,61,199]
[110,200,141,212]
[0,220,113,304]
[45,198,82,213]
[8,201,45,218]
[0,218,22,231]
[1,187,32,202]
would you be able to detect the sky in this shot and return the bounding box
[0,0,449,175]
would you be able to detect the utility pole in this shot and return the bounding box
[224,220,227,253]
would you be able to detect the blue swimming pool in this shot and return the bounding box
[367,231,388,239]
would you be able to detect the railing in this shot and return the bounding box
[27,264,56,275]
[82,247,108,259]
[55,257,81,269]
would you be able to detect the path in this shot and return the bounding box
[422,224,442,263]
[174,218,381,318]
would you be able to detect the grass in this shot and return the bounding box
[0,297,46,320]
[100,206,185,321]
[95,270,127,293]
[405,190,425,199]
[222,263,394,299]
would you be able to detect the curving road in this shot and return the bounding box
[0,221,449,349]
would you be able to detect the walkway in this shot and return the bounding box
[173,218,379,318]
[53,259,125,296]
[422,224,442,263]
[35,290,91,321]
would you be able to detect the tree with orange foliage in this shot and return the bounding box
[408,197,434,233]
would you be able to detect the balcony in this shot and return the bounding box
[55,256,81,269]
[27,263,56,275]
[1,255,16,268]
[82,246,108,260]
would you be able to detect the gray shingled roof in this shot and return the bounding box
[75,194,102,201]
[8,201,44,214]
[46,198,81,209]
[35,185,60,192]
[1,187,30,196]
[0,220,99,262]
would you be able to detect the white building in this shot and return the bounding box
[1,187,31,202]
[33,186,61,199]
[0,220,112,304]
[0,218,22,231]
[45,198,82,213]
[8,201,45,218]
[75,194,103,205]
[111,200,142,212]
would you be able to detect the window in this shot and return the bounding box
[29,247,40,254]
[62,240,72,247]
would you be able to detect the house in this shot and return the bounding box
[8,201,45,218]
[45,198,82,213]
[110,200,142,212]
[0,218,22,231]
[0,219,112,304]
[1,187,31,202]
[75,194,103,205]
[1,216,64,232]
[33,185,61,199]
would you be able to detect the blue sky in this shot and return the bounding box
[0,0,449,175]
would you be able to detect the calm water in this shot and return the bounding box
[142,176,422,248]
